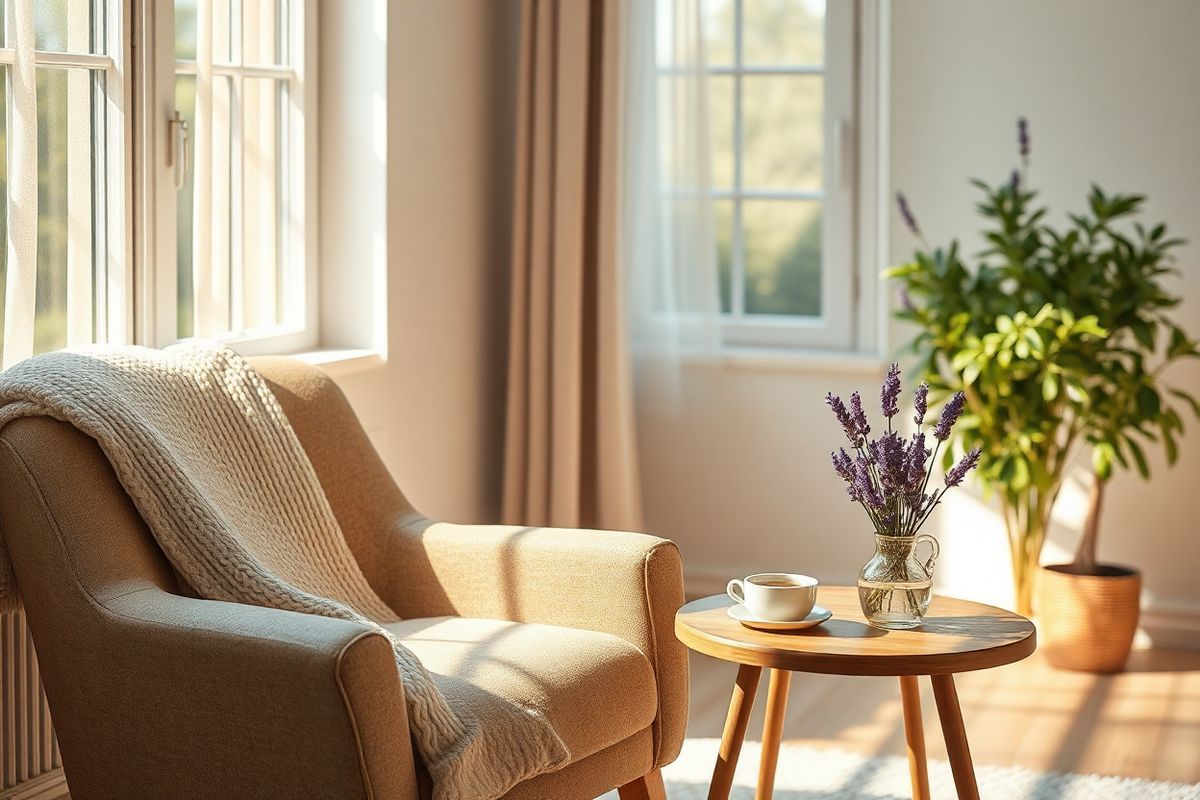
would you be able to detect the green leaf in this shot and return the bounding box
[1011,457,1030,490]
[1131,318,1156,350]
[1092,442,1114,480]
[1161,422,1179,465]
[1072,316,1109,338]
[1042,373,1059,401]
[1124,436,1150,479]
[882,263,920,279]
[1136,385,1162,419]
[962,359,984,386]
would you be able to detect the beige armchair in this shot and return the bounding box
[0,357,687,800]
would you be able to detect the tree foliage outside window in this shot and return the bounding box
[703,0,826,319]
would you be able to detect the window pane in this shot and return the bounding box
[241,77,283,329]
[35,67,105,353]
[743,200,821,316]
[243,0,282,65]
[743,0,824,66]
[175,0,196,60]
[742,75,822,190]
[707,75,734,190]
[176,0,234,62]
[175,74,196,338]
[701,0,734,67]
[35,0,104,54]
[36,68,68,353]
[713,199,733,313]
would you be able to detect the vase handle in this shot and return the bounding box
[916,534,940,578]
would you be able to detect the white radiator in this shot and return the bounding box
[0,610,61,795]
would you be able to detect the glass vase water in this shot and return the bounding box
[857,533,940,629]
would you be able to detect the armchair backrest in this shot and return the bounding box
[249,357,416,604]
[0,357,417,798]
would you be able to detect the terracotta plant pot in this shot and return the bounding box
[1037,563,1141,672]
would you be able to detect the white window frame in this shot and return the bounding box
[717,0,882,354]
[133,0,317,354]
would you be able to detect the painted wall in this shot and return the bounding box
[318,0,521,523]
[638,0,1200,645]
[319,1,1199,644]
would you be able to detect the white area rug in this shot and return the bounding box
[598,738,1200,799]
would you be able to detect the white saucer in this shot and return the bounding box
[727,604,832,631]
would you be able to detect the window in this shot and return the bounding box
[702,0,869,350]
[0,0,316,370]
[0,0,127,368]
[149,0,315,352]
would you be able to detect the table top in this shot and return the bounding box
[676,587,1036,676]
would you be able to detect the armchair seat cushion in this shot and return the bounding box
[386,616,658,764]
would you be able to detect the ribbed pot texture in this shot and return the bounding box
[1037,563,1140,672]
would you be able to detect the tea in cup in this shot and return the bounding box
[727,573,818,621]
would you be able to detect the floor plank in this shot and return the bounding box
[685,646,1200,784]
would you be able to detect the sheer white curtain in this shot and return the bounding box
[621,0,723,373]
[3,0,39,370]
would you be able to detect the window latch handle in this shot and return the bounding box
[168,111,190,191]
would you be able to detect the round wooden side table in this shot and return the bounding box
[675,588,1036,800]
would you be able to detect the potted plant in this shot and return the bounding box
[887,119,1199,670]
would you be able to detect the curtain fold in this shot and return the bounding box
[502,0,643,532]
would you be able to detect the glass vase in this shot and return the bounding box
[857,533,940,630]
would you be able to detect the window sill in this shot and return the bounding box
[288,347,383,375]
[711,347,889,374]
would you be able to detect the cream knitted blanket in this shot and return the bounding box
[0,343,568,800]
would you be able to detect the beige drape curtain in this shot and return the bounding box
[502,0,643,531]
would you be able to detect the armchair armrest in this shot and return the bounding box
[62,588,419,800]
[385,514,688,766]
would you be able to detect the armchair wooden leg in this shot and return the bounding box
[899,676,931,800]
[709,663,762,800]
[931,674,980,800]
[618,768,667,800]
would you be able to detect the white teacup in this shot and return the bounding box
[727,573,818,622]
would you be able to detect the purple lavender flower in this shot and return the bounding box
[933,391,966,441]
[1018,117,1030,159]
[896,192,920,236]
[913,382,929,426]
[1010,169,1020,195]
[831,448,854,482]
[825,392,857,444]
[898,286,915,313]
[904,432,929,492]
[881,363,902,419]
[849,391,870,439]
[870,432,907,495]
[853,458,885,509]
[944,446,982,487]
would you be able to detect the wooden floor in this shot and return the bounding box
[686,646,1200,785]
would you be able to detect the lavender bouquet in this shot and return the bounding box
[827,364,981,627]
[827,364,979,538]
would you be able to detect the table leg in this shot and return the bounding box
[931,674,980,800]
[755,669,791,800]
[899,676,930,800]
[708,663,762,800]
